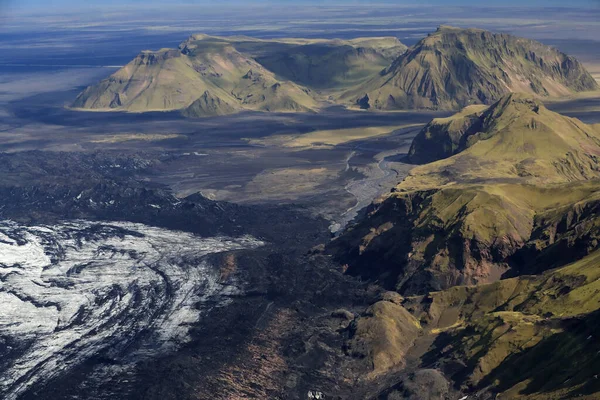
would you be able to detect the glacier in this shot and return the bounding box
[0,220,264,399]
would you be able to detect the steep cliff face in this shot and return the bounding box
[342,26,599,111]
[330,183,600,295]
[407,104,488,164]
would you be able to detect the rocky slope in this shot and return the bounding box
[342,26,599,111]
[72,34,406,116]
[337,249,600,399]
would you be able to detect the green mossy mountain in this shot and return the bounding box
[407,92,600,171]
[330,94,600,294]
[403,93,600,188]
[331,93,600,400]
[72,34,406,117]
[341,26,599,111]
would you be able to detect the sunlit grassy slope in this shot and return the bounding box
[400,93,600,191]
[405,248,600,399]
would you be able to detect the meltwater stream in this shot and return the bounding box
[0,220,264,399]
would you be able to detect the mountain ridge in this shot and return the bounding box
[72,27,598,117]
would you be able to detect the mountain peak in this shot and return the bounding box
[182,90,237,118]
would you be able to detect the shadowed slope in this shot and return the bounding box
[253,37,407,90]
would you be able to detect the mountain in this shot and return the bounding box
[325,93,600,399]
[72,34,406,116]
[73,28,597,115]
[181,90,238,118]
[72,38,318,116]
[329,94,600,294]
[405,93,600,184]
[341,26,599,111]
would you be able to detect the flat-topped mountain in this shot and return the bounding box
[342,26,599,110]
[72,34,406,117]
[251,36,407,89]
